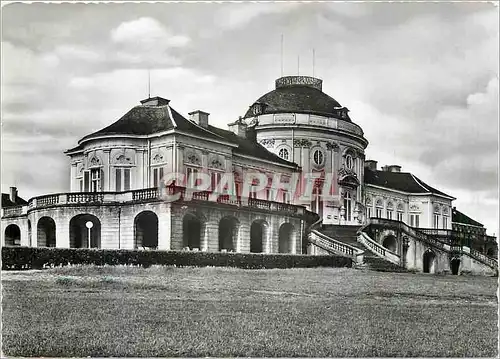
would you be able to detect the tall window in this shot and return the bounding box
[375,200,383,218]
[443,216,448,229]
[344,192,352,221]
[367,206,372,219]
[311,185,323,217]
[116,168,131,191]
[396,203,404,222]
[185,167,198,188]
[90,168,102,192]
[386,202,394,220]
[211,171,222,192]
[152,167,164,188]
[282,190,290,204]
[410,214,420,228]
[83,171,90,192]
[434,214,440,229]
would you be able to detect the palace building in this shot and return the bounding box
[1,75,497,275]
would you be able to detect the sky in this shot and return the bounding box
[1,2,498,234]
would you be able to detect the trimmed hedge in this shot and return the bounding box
[2,246,352,270]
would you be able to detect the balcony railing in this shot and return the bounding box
[4,186,306,218]
[67,193,104,204]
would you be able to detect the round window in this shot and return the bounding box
[345,154,353,169]
[278,148,289,160]
[313,149,324,166]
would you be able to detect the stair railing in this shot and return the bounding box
[357,231,400,265]
[309,229,364,264]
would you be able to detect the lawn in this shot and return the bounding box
[1,266,498,357]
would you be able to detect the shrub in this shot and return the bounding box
[1,246,352,271]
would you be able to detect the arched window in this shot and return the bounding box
[386,201,394,220]
[313,149,324,166]
[375,199,383,218]
[278,148,289,161]
[396,203,404,222]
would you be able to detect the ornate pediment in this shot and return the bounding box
[88,155,101,167]
[326,142,339,151]
[185,151,201,166]
[259,139,275,148]
[209,157,224,170]
[409,204,421,212]
[116,154,133,165]
[338,168,359,188]
[151,153,164,164]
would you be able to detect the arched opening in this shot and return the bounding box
[69,214,101,248]
[382,235,397,253]
[28,220,32,247]
[250,220,269,253]
[182,213,204,250]
[4,224,21,246]
[278,223,295,253]
[450,257,460,275]
[218,216,239,252]
[423,250,436,274]
[37,217,56,247]
[134,211,159,249]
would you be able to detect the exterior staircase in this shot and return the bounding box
[312,224,409,273]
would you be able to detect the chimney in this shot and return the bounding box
[228,117,247,138]
[387,165,401,172]
[364,160,377,171]
[9,187,17,202]
[189,110,209,128]
[140,96,170,106]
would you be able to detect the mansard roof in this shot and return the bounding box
[206,125,299,167]
[452,208,484,227]
[364,168,455,199]
[67,97,299,168]
[1,193,28,208]
[78,104,222,142]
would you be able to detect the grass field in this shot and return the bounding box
[2,266,498,357]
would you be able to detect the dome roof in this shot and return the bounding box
[244,76,349,120]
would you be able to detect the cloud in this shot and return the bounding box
[215,3,301,29]
[111,17,190,48]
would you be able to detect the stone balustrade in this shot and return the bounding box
[357,232,401,265]
[5,186,306,218]
[310,230,363,263]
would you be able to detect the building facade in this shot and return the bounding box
[1,75,497,274]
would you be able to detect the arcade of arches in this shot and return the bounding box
[3,210,300,254]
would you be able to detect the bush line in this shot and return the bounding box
[2,246,352,270]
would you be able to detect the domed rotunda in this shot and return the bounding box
[244,76,369,225]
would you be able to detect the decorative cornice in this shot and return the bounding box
[294,139,312,148]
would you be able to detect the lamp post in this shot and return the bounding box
[85,221,94,249]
